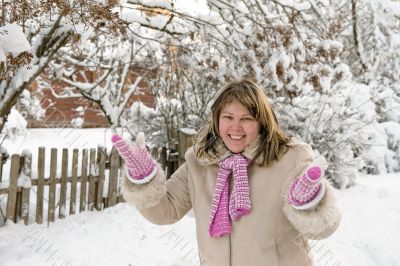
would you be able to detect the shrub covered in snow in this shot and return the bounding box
[3,107,28,140]
[381,122,400,172]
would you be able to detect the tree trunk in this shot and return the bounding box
[352,0,368,72]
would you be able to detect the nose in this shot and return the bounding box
[229,119,243,130]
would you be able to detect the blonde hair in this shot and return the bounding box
[194,79,291,166]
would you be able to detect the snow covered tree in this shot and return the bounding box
[48,0,211,131]
[57,37,148,128]
[334,0,400,174]
[125,34,230,147]
[0,0,124,133]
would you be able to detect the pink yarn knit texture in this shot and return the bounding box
[111,134,156,181]
[209,154,251,238]
[288,165,323,207]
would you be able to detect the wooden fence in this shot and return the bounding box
[0,129,194,226]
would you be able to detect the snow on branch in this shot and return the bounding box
[0,24,32,80]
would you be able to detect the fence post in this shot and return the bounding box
[15,157,23,223]
[80,149,89,212]
[178,129,195,166]
[88,148,97,211]
[20,151,32,225]
[108,148,120,207]
[70,149,79,215]
[150,147,159,161]
[96,147,106,211]
[166,144,178,179]
[160,146,167,171]
[0,154,3,182]
[5,154,19,223]
[48,148,57,223]
[59,149,68,219]
[103,153,110,208]
[36,147,45,224]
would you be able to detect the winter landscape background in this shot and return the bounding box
[1,0,400,265]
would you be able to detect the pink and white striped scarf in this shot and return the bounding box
[208,154,252,238]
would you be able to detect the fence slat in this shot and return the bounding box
[96,147,106,211]
[160,147,167,171]
[150,147,159,161]
[88,148,96,211]
[80,149,88,212]
[178,129,194,166]
[59,149,68,219]
[0,154,3,183]
[70,149,78,215]
[48,148,57,223]
[108,148,120,207]
[166,145,178,179]
[103,153,110,209]
[6,155,19,223]
[15,189,22,223]
[21,152,32,225]
[36,147,45,224]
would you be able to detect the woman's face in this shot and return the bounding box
[218,100,260,153]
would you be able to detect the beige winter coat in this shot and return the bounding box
[121,139,341,266]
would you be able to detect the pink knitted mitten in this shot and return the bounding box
[288,165,326,210]
[111,132,156,184]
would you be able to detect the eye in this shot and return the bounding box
[222,115,233,120]
[241,117,254,121]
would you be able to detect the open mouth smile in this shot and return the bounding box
[228,134,245,140]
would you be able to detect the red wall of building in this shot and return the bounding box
[27,76,155,128]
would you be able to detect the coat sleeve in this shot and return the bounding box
[282,143,342,240]
[121,161,192,225]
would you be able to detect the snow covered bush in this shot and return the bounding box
[123,35,229,147]
[276,72,380,188]
[371,79,400,124]
[2,107,28,140]
[16,89,45,122]
[125,100,174,147]
[381,122,400,172]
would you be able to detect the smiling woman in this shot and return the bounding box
[111,78,341,266]
[196,79,290,166]
[218,101,260,153]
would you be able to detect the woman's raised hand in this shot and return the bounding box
[288,165,326,210]
[111,132,157,184]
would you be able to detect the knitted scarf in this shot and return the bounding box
[208,154,252,238]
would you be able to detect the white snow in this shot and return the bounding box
[278,0,311,11]
[3,107,28,139]
[179,128,196,135]
[0,23,31,62]
[0,204,198,266]
[71,117,84,128]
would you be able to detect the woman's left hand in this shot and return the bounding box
[288,165,325,209]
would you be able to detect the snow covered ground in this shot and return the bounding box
[1,129,400,266]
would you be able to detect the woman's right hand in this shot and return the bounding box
[111,132,157,184]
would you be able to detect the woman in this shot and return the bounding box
[112,79,341,266]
